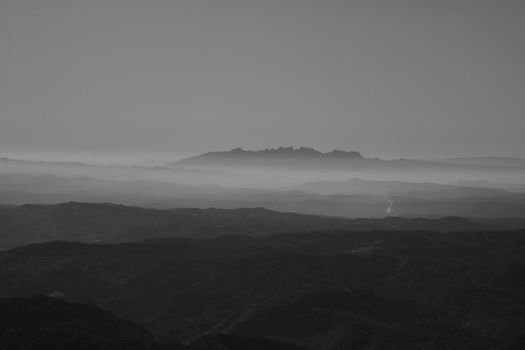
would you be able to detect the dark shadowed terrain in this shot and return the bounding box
[2,202,525,249]
[1,227,525,349]
[0,296,304,350]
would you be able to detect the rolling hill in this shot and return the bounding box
[1,229,524,348]
[1,202,525,249]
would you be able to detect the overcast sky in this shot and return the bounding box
[1,0,524,159]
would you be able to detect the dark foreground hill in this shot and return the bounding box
[0,295,156,350]
[0,296,304,350]
[2,202,525,249]
[1,230,525,349]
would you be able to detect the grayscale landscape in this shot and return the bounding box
[1,1,525,349]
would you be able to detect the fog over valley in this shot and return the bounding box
[1,1,525,349]
[1,147,525,221]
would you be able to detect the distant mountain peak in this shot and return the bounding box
[232,146,362,157]
[178,147,364,162]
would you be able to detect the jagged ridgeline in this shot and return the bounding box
[170,147,368,169]
[166,147,525,186]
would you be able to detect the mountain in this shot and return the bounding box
[439,157,525,169]
[0,295,305,350]
[451,180,525,192]
[1,230,524,348]
[2,202,525,249]
[0,157,89,167]
[0,295,156,350]
[169,147,525,173]
[178,147,364,162]
[290,178,510,198]
[0,202,355,248]
[169,147,392,170]
[2,170,525,220]
[3,150,525,193]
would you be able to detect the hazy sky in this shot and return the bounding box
[1,0,524,159]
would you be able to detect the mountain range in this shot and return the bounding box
[170,147,525,172]
[2,202,525,249]
[1,229,524,348]
[288,177,511,198]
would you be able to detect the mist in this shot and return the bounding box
[2,147,525,220]
[2,2,525,348]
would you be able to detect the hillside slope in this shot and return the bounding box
[1,230,524,348]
